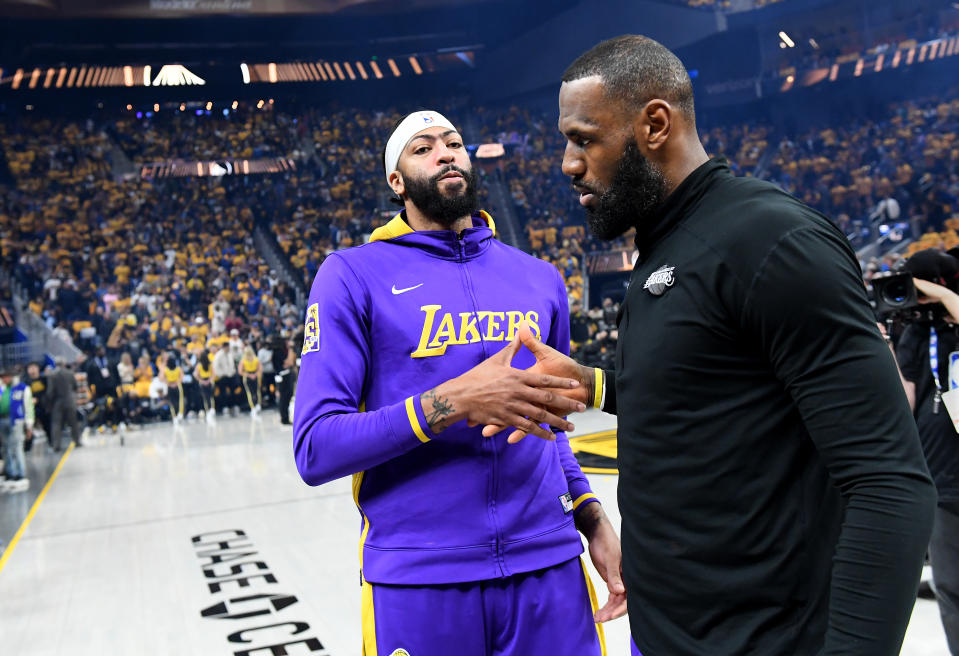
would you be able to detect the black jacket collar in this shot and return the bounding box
[635,157,731,258]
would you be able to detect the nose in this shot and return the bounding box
[561,141,584,179]
[435,141,456,165]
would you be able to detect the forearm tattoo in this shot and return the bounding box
[423,387,455,431]
[575,501,603,538]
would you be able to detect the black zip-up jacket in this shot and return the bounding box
[601,158,936,655]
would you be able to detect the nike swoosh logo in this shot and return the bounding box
[391,283,424,295]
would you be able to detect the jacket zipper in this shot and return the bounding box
[456,230,507,577]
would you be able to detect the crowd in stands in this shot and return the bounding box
[0,113,302,443]
[110,103,307,163]
[1,84,957,445]
[268,107,400,291]
[764,94,959,246]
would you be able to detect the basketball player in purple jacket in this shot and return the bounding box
[293,111,625,656]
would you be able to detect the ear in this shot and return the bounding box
[636,99,672,153]
[388,170,405,197]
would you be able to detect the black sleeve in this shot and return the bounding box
[601,368,617,415]
[741,226,936,655]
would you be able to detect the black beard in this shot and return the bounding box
[402,165,479,228]
[584,140,667,241]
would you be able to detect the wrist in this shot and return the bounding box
[420,381,465,433]
[582,366,604,409]
[580,365,594,403]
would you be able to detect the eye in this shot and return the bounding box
[448,141,463,149]
[413,145,430,155]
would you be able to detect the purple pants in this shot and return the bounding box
[631,636,642,655]
[361,556,605,656]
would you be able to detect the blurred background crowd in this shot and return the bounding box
[0,0,956,485]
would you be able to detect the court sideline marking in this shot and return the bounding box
[0,442,74,576]
[570,429,619,475]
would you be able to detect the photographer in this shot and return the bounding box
[895,248,959,655]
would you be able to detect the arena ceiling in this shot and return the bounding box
[0,0,538,18]
[0,0,580,67]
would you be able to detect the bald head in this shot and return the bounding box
[562,35,696,125]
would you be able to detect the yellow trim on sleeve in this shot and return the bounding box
[405,396,431,443]
[579,557,607,656]
[592,368,604,409]
[572,493,598,511]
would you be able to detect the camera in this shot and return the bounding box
[872,271,946,323]
[872,272,919,317]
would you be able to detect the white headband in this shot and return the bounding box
[384,110,458,184]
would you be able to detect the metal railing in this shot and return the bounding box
[9,285,82,364]
[0,341,45,368]
[252,225,307,309]
[484,168,526,250]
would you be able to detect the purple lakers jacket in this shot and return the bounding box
[293,211,599,585]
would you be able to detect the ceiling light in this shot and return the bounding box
[152,64,206,87]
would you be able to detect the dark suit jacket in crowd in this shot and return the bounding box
[46,367,78,408]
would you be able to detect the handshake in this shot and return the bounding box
[419,322,598,443]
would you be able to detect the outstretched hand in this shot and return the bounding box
[482,323,595,443]
[420,326,586,441]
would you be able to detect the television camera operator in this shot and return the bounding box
[891,248,959,655]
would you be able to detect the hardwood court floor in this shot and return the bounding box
[0,410,948,655]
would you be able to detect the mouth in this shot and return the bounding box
[438,171,464,181]
[573,184,596,207]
